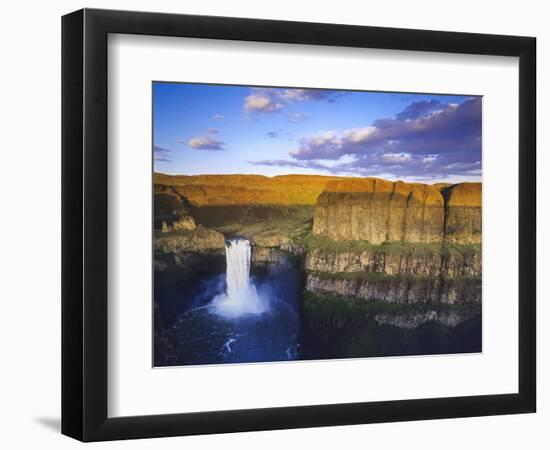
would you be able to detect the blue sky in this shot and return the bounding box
[153,82,482,183]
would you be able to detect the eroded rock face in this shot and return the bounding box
[252,247,290,265]
[305,274,481,305]
[161,217,196,232]
[374,308,480,329]
[304,243,481,305]
[155,190,197,232]
[313,179,481,245]
[154,226,224,253]
[154,226,225,272]
[443,183,482,244]
[305,248,481,278]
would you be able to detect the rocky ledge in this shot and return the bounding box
[303,291,481,335]
[374,308,480,329]
[305,245,481,278]
[154,226,225,272]
[306,273,481,305]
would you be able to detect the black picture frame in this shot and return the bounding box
[62,8,536,442]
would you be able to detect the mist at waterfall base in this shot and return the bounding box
[154,238,481,367]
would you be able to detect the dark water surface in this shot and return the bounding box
[154,262,481,367]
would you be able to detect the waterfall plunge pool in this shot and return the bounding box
[154,238,302,366]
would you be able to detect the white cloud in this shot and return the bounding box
[188,136,225,150]
[243,87,343,114]
[153,145,171,162]
[382,152,413,162]
[280,88,340,102]
[244,93,284,113]
[344,127,377,143]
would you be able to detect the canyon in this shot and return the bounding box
[154,173,482,332]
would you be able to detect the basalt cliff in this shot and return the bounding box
[313,178,481,244]
[154,173,481,326]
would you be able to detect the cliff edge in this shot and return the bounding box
[313,179,481,244]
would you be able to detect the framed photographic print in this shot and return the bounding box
[62,8,536,441]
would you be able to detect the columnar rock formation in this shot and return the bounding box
[443,183,482,244]
[313,178,481,245]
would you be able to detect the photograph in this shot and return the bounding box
[153,82,483,367]
[0,0,541,446]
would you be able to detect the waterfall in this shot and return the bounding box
[211,238,267,318]
[225,239,253,300]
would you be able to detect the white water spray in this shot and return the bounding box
[211,239,267,318]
